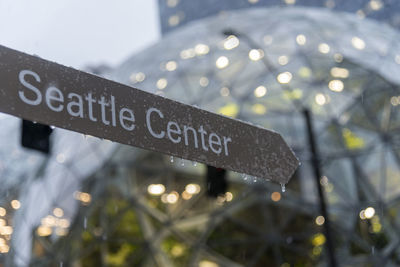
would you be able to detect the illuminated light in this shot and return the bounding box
[312,233,326,246]
[37,226,52,237]
[248,0,259,3]
[167,191,179,204]
[11,200,20,210]
[325,183,334,193]
[53,208,64,218]
[185,184,201,194]
[0,207,5,217]
[315,94,327,106]
[199,260,219,267]
[167,0,178,7]
[129,72,146,83]
[161,194,169,203]
[0,244,9,254]
[135,72,146,82]
[156,78,168,90]
[216,56,229,69]
[369,0,383,10]
[296,34,306,45]
[390,96,400,106]
[220,87,230,97]
[254,86,267,98]
[216,195,226,204]
[131,72,146,83]
[0,238,4,245]
[147,184,166,196]
[365,207,375,219]
[223,35,240,50]
[334,53,343,63]
[1,226,12,235]
[328,80,344,92]
[59,218,70,228]
[0,219,5,227]
[318,43,330,54]
[395,55,400,64]
[225,192,233,202]
[271,192,281,202]
[263,35,273,45]
[359,210,366,220]
[320,176,329,186]
[284,0,296,4]
[181,191,193,200]
[351,37,366,50]
[248,49,264,61]
[165,61,177,71]
[199,77,209,87]
[315,216,325,226]
[171,244,185,257]
[195,44,210,55]
[356,10,366,19]
[312,246,322,256]
[41,215,56,227]
[251,104,267,115]
[342,129,365,150]
[180,48,196,59]
[330,67,349,78]
[56,153,66,163]
[283,89,303,100]
[56,227,68,236]
[278,55,289,65]
[298,67,311,78]
[277,72,292,84]
[74,191,92,203]
[218,103,239,118]
[168,15,180,27]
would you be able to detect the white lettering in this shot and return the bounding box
[119,108,135,131]
[167,121,181,143]
[67,93,84,118]
[223,136,232,156]
[18,70,42,105]
[209,133,222,154]
[45,86,64,112]
[146,108,165,139]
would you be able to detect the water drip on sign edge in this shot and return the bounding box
[280,183,286,193]
[170,156,174,163]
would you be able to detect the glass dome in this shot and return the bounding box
[3,6,400,267]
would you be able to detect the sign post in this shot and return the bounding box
[0,45,299,184]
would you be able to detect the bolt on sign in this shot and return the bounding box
[0,45,299,184]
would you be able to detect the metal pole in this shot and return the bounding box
[303,108,337,267]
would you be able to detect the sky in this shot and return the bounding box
[0,0,160,69]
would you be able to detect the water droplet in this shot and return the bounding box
[180,159,185,166]
[281,183,286,193]
[50,125,55,129]
[242,174,248,181]
[253,177,257,183]
[170,156,174,163]
[83,217,87,229]
[192,161,197,167]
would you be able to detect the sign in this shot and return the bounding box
[0,45,299,184]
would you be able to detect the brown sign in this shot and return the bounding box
[0,45,299,184]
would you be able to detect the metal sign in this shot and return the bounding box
[0,45,299,184]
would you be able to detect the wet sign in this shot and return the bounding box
[0,45,299,184]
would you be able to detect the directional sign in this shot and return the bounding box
[0,45,299,184]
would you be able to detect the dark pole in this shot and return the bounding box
[303,108,337,267]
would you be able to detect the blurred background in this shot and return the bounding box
[1,0,400,266]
